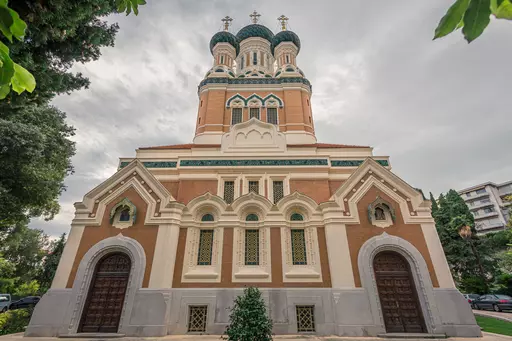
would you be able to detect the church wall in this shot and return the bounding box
[345,186,440,288]
[301,91,314,133]
[65,187,158,288]
[176,180,218,205]
[195,92,209,134]
[160,180,180,199]
[172,226,331,288]
[329,180,345,196]
[290,179,332,204]
[283,90,307,131]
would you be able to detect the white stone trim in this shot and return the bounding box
[281,225,322,283]
[267,174,290,204]
[232,226,271,283]
[324,223,355,288]
[357,233,444,334]
[148,223,181,288]
[60,235,146,335]
[51,225,85,289]
[217,175,242,203]
[421,222,456,288]
[181,227,223,283]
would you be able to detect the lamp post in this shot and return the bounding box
[459,225,488,292]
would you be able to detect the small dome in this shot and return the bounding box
[236,24,274,44]
[209,31,239,55]
[271,30,301,54]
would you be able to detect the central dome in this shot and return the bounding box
[236,24,274,44]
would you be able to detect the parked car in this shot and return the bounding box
[0,294,11,313]
[9,296,40,310]
[474,294,512,312]
[463,294,481,308]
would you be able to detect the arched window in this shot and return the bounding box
[241,56,245,69]
[246,214,259,222]
[119,209,131,222]
[290,213,304,221]
[375,207,386,221]
[201,213,215,222]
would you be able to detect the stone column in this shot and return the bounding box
[51,224,85,289]
[148,223,181,288]
[324,222,355,288]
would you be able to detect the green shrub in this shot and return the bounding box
[223,287,273,341]
[0,308,33,335]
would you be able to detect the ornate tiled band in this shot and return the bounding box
[180,159,329,167]
[198,77,312,93]
[331,160,389,167]
[119,161,178,169]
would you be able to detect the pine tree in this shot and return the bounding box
[429,192,439,214]
[37,233,66,293]
[224,287,273,341]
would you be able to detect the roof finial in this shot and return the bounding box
[250,10,261,24]
[221,16,233,31]
[277,15,289,31]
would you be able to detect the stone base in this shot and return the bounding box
[25,287,481,338]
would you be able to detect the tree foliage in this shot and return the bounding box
[0,308,33,335]
[224,287,273,341]
[431,189,498,294]
[435,0,512,43]
[37,233,66,292]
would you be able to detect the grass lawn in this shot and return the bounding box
[475,315,512,336]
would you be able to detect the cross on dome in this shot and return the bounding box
[277,15,289,31]
[250,10,261,24]
[221,16,233,31]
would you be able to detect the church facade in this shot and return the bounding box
[27,13,480,338]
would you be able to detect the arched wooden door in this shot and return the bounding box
[79,253,131,333]
[374,251,426,333]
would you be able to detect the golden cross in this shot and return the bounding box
[250,10,261,24]
[221,16,233,31]
[277,15,289,31]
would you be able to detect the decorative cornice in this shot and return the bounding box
[119,161,177,169]
[180,159,328,167]
[331,159,389,167]
[198,77,312,93]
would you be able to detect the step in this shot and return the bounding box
[59,333,125,339]
[377,333,447,339]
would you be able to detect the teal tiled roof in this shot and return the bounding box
[210,31,240,55]
[236,24,274,44]
[271,30,301,55]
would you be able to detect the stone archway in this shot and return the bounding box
[373,251,426,333]
[79,253,131,333]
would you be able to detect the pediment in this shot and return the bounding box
[221,118,287,153]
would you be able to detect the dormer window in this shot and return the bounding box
[368,197,395,228]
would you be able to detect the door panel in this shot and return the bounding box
[374,252,426,333]
[79,253,131,333]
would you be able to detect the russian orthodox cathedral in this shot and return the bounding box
[27,12,480,338]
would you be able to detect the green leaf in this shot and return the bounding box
[0,6,14,42]
[495,0,512,18]
[8,8,27,41]
[463,0,492,43]
[0,45,14,85]
[116,0,127,13]
[434,0,471,39]
[11,63,36,94]
[0,84,9,99]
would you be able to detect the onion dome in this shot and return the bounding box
[271,30,301,54]
[209,31,239,55]
[236,24,274,44]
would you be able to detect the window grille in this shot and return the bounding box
[188,306,207,332]
[249,108,260,120]
[267,108,278,125]
[197,230,214,265]
[273,181,284,204]
[291,229,307,265]
[249,181,259,194]
[231,108,243,125]
[201,214,214,222]
[224,181,235,204]
[290,213,303,221]
[244,229,259,265]
[246,214,259,222]
[296,306,315,332]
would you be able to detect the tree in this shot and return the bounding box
[429,192,439,214]
[37,233,66,293]
[0,254,16,294]
[434,0,512,43]
[433,189,497,293]
[223,287,273,341]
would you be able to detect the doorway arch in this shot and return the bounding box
[79,253,131,333]
[373,251,426,333]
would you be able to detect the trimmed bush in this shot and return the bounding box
[0,308,32,335]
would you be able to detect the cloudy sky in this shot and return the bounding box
[30,0,512,236]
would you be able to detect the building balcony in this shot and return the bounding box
[476,223,507,234]
[468,201,495,211]
[464,192,490,202]
[474,211,499,220]
[499,188,512,197]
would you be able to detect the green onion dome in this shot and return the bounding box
[271,30,301,55]
[210,31,240,55]
[236,24,274,44]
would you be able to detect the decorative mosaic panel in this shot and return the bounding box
[231,108,243,125]
[187,306,207,332]
[224,181,235,204]
[267,108,278,124]
[296,306,315,332]
[180,159,329,167]
[331,159,389,167]
[291,229,307,265]
[248,181,259,194]
[273,181,284,204]
[244,229,260,265]
[119,161,177,169]
[198,77,312,91]
[249,107,260,119]
[197,230,214,266]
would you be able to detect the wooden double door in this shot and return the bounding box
[79,253,131,333]
[374,251,426,333]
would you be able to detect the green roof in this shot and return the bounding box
[271,30,301,55]
[236,24,274,44]
[209,31,240,55]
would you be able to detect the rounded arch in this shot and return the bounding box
[263,94,283,108]
[226,94,246,108]
[187,192,228,222]
[246,94,264,107]
[63,235,146,335]
[276,191,318,221]
[357,233,443,334]
[231,192,273,221]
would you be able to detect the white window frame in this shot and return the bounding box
[217,175,241,203]
[181,226,223,283]
[232,225,271,283]
[242,176,265,196]
[231,107,243,125]
[267,175,290,204]
[266,107,279,125]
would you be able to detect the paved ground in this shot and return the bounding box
[473,309,512,323]
[1,332,511,341]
